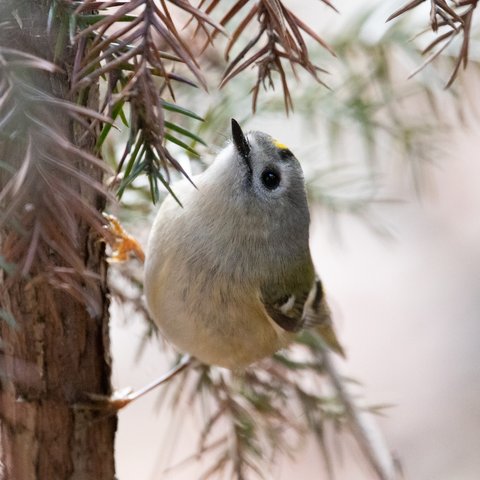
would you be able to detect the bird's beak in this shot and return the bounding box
[231,119,252,174]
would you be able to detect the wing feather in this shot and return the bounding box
[262,277,345,357]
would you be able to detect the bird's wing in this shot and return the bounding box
[304,279,345,357]
[262,278,345,357]
[263,289,310,333]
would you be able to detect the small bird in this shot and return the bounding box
[144,119,344,369]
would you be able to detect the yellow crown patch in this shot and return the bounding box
[272,138,289,150]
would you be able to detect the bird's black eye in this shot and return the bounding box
[261,169,280,190]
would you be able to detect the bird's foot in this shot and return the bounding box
[76,387,137,414]
[103,213,145,263]
[75,355,193,414]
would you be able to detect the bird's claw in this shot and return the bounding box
[103,213,145,263]
[75,387,136,413]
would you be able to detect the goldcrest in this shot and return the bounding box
[145,119,344,369]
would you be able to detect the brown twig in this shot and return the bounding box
[387,0,479,87]
[219,0,336,113]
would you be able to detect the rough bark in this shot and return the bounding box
[0,249,116,480]
[0,1,116,478]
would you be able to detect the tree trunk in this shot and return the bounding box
[0,1,116,478]
[0,253,116,480]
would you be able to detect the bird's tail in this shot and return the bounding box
[316,322,346,358]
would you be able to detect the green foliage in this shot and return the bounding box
[104,3,479,478]
[69,0,342,201]
[2,1,480,479]
[152,337,348,480]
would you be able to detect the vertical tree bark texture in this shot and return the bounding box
[0,1,116,478]
[0,252,115,480]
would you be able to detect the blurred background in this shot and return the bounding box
[107,1,480,479]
